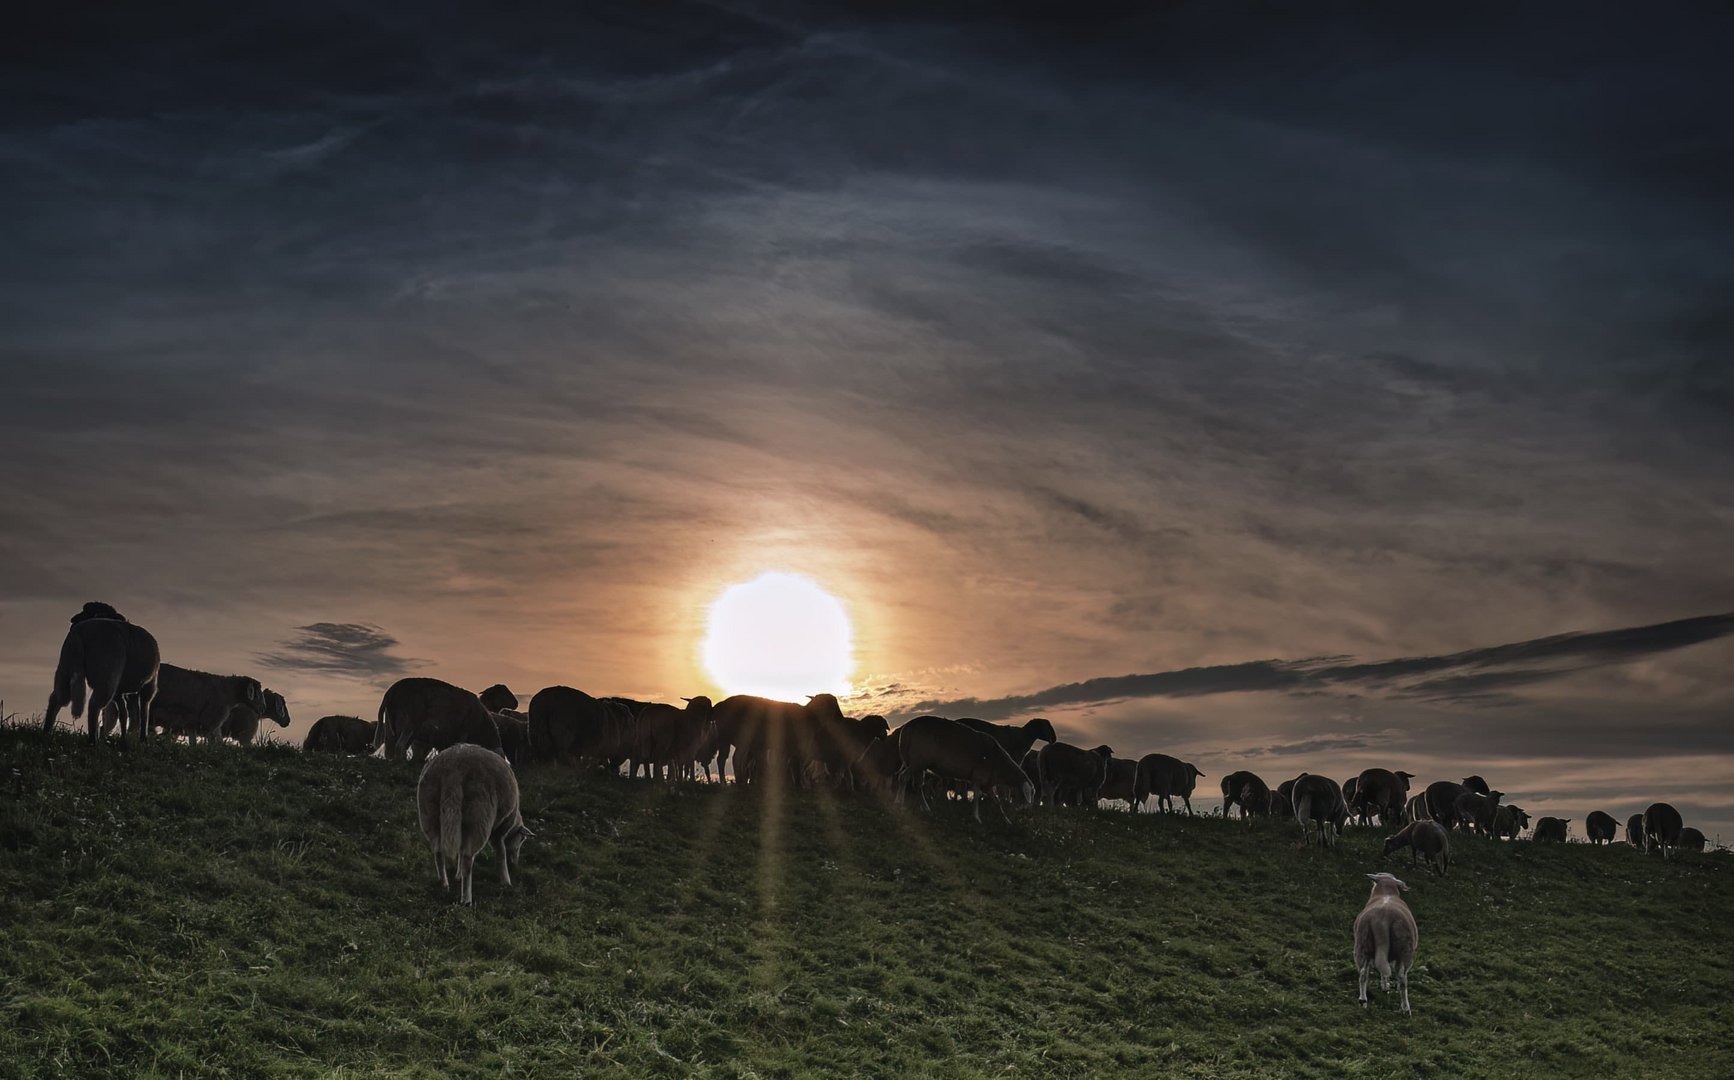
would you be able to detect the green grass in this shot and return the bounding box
[1,725,1730,1078]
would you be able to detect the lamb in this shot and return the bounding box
[1382,820,1450,875]
[1643,802,1684,858]
[1354,873,1417,1014]
[44,613,161,743]
[416,744,533,906]
[1584,810,1617,845]
[1532,817,1570,843]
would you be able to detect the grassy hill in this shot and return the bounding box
[1,725,1730,1078]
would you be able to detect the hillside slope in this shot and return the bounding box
[1,727,1730,1078]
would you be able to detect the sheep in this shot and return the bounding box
[44,614,161,743]
[894,715,1034,822]
[1292,773,1348,847]
[849,735,905,797]
[415,743,533,906]
[1676,827,1707,853]
[376,678,502,762]
[1423,780,1465,831]
[1643,802,1684,858]
[1221,770,1273,820]
[1353,769,1416,827]
[478,684,519,713]
[1099,757,1140,808]
[1270,781,1294,821]
[1135,753,1204,815]
[221,689,290,745]
[813,713,890,788]
[303,715,378,753]
[711,693,848,785]
[1532,816,1570,843]
[631,697,716,782]
[1382,820,1450,876]
[492,709,532,767]
[148,664,266,744]
[1453,789,1504,839]
[1038,742,1114,808]
[1354,872,1417,1014]
[1584,810,1618,845]
[1494,804,1530,840]
[1625,813,1645,849]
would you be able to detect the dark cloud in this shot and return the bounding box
[257,623,422,680]
[906,613,1734,721]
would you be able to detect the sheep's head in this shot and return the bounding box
[1380,834,1405,858]
[1025,717,1057,743]
[264,690,291,726]
[71,601,126,624]
[1365,872,1409,895]
[805,694,845,723]
[504,821,533,866]
[242,678,264,707]
[1090,745,1114,759]
[680,695,714,718]
[478,684,518,713]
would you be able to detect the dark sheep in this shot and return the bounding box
[1099,757,1140,808]
[1453,790,1504,839]
[632,697,716,781]
[44,615,161,743]
[1494,804,1530,840]
[1135,753,1204,815]
[1406,793,1430,824]
[528,686,630,769]
[895,715,1034,822]
[1038,742,1114,808]
[376,677,502,761]
[1533,817,1570,843]
[1292,773,1348,847]
[1423,781,1465,830]
[1353,769,1416,827]
[813,713,891,787]
[1643,802,1684,858]
[1676,826,1707,853]
[1625,813,1645,849]
[1382,820,1450,875]
[712,693,848,785]
[149,664,266,744]
[304,715,377,753]
[492,709,532,768]
[1221,770,1273,820]
[1584,811,1618,845]
[221,689,291,745]
[850,735,905,796]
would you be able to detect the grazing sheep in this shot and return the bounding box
[1676,827,1707,853]
[1382,820,1450,875]
[1423,780,1465,831]
[304,714,378,753]
[895,716,1034,822]
[1292,773,1348,847]
[1353,769,1416,827]
[1453,790,1505,839]
[527,686,623,769]
[1354,873,1418,1014]
[1533,817,1570,843]
[712,694,848,785]
[1135,754,1204,815]
[1625,814,1646,849]
[416,744,532,906]
[1584,811,1618,845]
[44,614,161,743]
[148,664,266,744]
[1643,802,1684,858]
[813,713,890,788]
[221,689,290,745]
[377,678,502,762]
[850,735,905,796]
[1494,804,1531,840]
[1038,742,1114,808]
[632,697,716,781]
[1221,770,1273,820]
[1099,757,1140,808]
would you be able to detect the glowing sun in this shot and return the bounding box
[702,572,854,701]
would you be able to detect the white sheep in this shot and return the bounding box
[1354,872,1417,1014]
[416,744,533,905]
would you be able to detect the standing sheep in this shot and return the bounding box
[1354,873,1418,1014]
[1221,771,1273,820]
[1584,811,1618,845]
[416,744,533,906]
[44,614,161,743]
[1533,817,1571,843]
[377,678,502,761]
[1135,753,1204,815]
[1643,802,1685,858]
[1292,773,1348,848]
[1676,827,1707,853]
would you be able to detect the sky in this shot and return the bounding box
[3,3,1732,838]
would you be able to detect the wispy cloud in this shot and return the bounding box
[905,612,1734,720]
[257,623,422,679]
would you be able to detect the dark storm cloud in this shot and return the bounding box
[906,613,1734,721]
[257,623,422,679]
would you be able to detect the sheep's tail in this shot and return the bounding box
[439,780,464,867]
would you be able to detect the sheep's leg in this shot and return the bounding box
[1182,795,1193,817]
[970,784,983,823]
[1398,964,1411,1014]
[461,851,477,905]
[1358,962,1370,1007]
[431,846,446,886]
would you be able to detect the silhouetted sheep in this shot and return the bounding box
[1099,757,1139,808]
[527,685,630,769]
[1453,790,1504,839]
[1354,873,1417,1014]
[492,709,532,767]
[1494,804,1530,840]
[1584,811,1617,845]
[1643,802,1684,858]
[149,664,266,744]
[304,714,378,753]
[1625,813,1645,848]
[632,697,716,781]
[1353,769,1416,827]
[1533,817,1570,843]
[1038,742,1114,808]
[895,715,1033,822]
[45,614,161,743]
[850,735,904,796]
[221,689,290,745]
[1135,753,1204,815]
[1292,773,1348,847]
[1676,826,1707,853]
[1423,781,1464,830]
[1383,820,1450,876]
[377,678,502,761]
[1221,771,1273,820]
[416,743,532,906]
[713,694,848,785]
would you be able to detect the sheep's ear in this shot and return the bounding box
[1396,879,1409,891]
[680,696,692,703]
[1365,873,1381,882]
